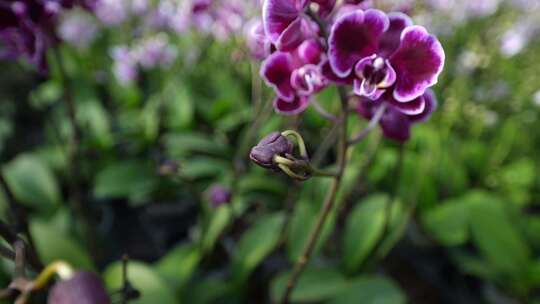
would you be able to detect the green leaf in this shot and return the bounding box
[103,261,176,304]
[468,192,531,276]
[181,157,229,180]
[30,220,94,269]
[376,199,408,259]
[342,194,388,273]
[154,244,201,291]
[3,154,61,210]
[328,276,406,304]
[286,200,335,262]
[422,198,470,246]
[232,212,285,283]
[271,267,347,303]
[165,85,193,130]
[201,205,231,253]
[183,277,231,304]
[94,160,158,205]
[78,99,113,148]
[164,133,228,158]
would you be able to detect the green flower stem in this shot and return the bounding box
[32,261,74,291]
[280,86,350,303]
[281,130,309,159]
[347,102,387,146]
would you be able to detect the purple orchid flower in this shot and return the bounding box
[328,9,445,103]
[245,18,272,60]
[262,0,314,51]
[357,89,437,142]
[261,39,327,114]
[0,0,93,72]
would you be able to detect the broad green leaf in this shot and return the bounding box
[376,199,408,259]
[468,192,531,276]
[103,261,176,304]
[3,154,61,210]
[343,194,388,273]
[181,157,229,180]
[94,161,158,205]
[271,267,347,303]
[328,276,406,304]
[30,220,94,270]
[155,244,201,290]
[165,85,194,130]
[232,212,285,283]
[164,133,228,158]
[201,205,231,253]
[422,198,470,246]
[237,174,287,196]
[183,277,231,304]
[78,99,113,148]
[287,200,335,262]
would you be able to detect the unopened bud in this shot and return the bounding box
[249,132,293,169]
[48,272,110,304]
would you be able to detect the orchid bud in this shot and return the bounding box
[207,185,232,208]
[249,132,293,169]
[48,272,111,304]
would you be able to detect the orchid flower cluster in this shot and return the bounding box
[0,0,94,72]
[249,0,444,143]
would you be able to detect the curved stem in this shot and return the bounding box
[311,98,337,122]
[32,261,74,291]
[348,103,387,146]
[280,87,349,303]
[281,130,308,159]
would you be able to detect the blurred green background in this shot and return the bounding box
[1,1,540,303]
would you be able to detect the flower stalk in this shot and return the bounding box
[280,87,350,303]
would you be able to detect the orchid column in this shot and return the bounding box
[248,0,445,302]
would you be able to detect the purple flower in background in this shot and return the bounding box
[58,9,98,50]
[134,34,177,69]
[94,0,128,25]
[328,9,445,103]
[0,0,94,71]
[0,0,58,72]
[111,46,137,85]
[207,185,232,208]
[357,89,438,142]
[261,39,326,114]
[245,18,272,60]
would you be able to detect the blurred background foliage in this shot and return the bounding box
[0,1,540,303]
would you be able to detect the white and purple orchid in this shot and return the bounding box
[328,9,444,106]
[259,0,446,141]
[261,39,327,114]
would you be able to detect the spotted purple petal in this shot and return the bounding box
[328,9,389,77]
[384,91,426,115]
[274,95,310,115]
[262,0,307,43]
[378,12,413,58]
[390,25,445,102]
[261,52,295,102]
